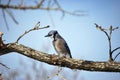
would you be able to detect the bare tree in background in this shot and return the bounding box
[0,0,85,30]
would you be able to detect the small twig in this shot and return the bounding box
[111,47,120,54]
[112,47,120,61]
[5,9,18,24]
[47,67,62,79]
[56,67,67,80]
[47,67,67,80]
[95,23,105,31]
[95,23,113,61]
[95,23,119,61]
[48,11,56,27]
[2,9,9,30]
[0,0,44,10]
[7,0,11,5]
[59,74,67,80]
[15,22,49,43]
[19,0,24,6]
[114,52,120,61]
[54,0,85,18]
[0,62,10,69]
[57,67,62,74]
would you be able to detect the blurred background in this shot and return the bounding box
[0,0,120,80]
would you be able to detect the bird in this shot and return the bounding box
[45,30,72,58]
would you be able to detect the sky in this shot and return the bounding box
[0,0,120,80]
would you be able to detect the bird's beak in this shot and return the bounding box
[45,34,50,37]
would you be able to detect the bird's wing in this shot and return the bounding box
[53,39,72,58]
[63,41,72,58]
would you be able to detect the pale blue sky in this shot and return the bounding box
[0,0,120,80]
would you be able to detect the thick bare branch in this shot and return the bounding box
[0,43,120,72]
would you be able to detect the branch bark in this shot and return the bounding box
[0,43,120,72]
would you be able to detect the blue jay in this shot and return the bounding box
[45,30,72,58]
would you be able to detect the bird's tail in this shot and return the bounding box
[69,54,72,58]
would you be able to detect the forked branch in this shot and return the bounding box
[95,23,119,61]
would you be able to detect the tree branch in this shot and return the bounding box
[0,0,85,16]
[95,23,113,61]
[5,9,18,24]
[0,0,86,30]
[0,62,10,69]
[114,52,120,61]
[94,23,119,61]
[2,9,9,30]
[15,22,49,43]
[111,47,120,54]
[0,43,120,72]
[0,0,44,10]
